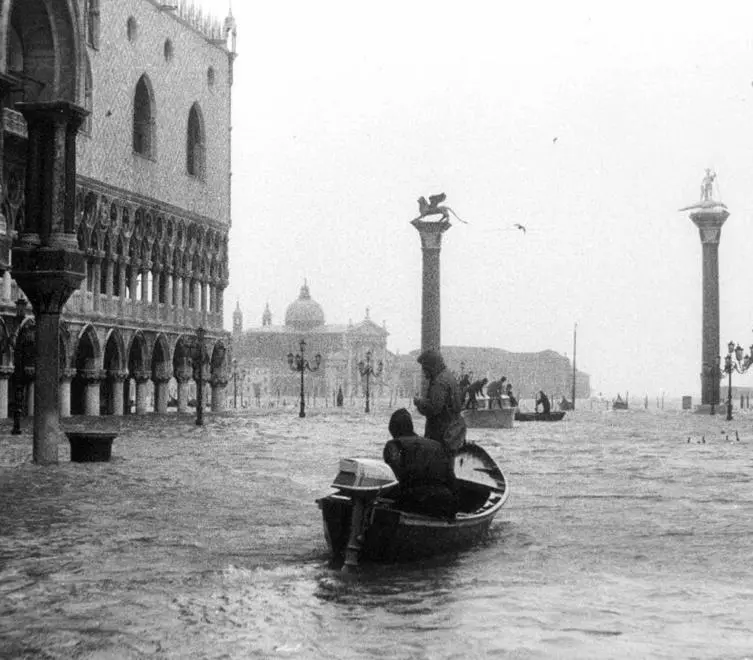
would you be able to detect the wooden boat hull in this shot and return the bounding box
[514,411,566,422]
[462,407,515,429]
[318,443,508,566]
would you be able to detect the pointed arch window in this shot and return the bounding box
[186,103,205,179]
[133,75,155,158]
[87,0,101,49]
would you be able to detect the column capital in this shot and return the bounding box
[109,369,129,383]
[80,368,106,383]
[153,364,171,383]
[411,218,450,250]
[23,365,36,381]
[60,367,77,382]
[210,375,228,388]
[133,370,151,384]
[175,365,192,383]
[0,365,13,378]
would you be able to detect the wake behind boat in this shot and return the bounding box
[317,442,509,569]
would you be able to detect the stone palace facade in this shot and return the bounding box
[0,0,236,417]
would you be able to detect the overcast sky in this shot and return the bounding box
[203,0,753,398]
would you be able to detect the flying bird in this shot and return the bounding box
[514,223,527,233]
[552,137,558,144]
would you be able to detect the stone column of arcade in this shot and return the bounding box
[59,368,77,418]
[12,102,87,463]
[176,365,192,413]
[84,370,104,416]
[110,371,127,416]
[210,375,228,412]
[134,371,151,415]
[153,364,171,414]
[0,366,11,419]
[411,218,451,358]
[683,189,729,414]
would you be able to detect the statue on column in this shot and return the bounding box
[412,193,468,224]
[700,169,716,202]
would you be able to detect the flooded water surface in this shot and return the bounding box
[1,405,753,659]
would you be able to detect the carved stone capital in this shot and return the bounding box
[175,365,193,383]
[133,370,151,384]
[0,365,13,379]
[23,365,36,381]
[59,367,77,382]
[411,218,450,250]
[108,370,129,383]
[80,368,106,383]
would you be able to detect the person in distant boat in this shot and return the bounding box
[383,408,458,518]
[413,349,464,444]
[486,377,507,408]
[536,390,551,415]
[506,383,518,407]
[464,378,488,409]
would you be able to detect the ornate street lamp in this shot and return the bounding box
[11,297,28,435]
[357,350,383,413]
[723,340,753,421]
[286,338,321,418]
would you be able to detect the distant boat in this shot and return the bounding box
[317,442,509,569]
[462,397,516,429]
[515,410,566,422]
[612,394,628,410]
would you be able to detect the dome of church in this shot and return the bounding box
[284,282,325,330]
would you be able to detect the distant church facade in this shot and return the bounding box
[232,282,390,404]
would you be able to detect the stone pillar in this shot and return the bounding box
[686,200,729,412]
[130,261,139,301]
[2,272,11,301]
[83,369,103,416]
[12,102,88,462]
[176,364,192,413]
[154,378,170,414]
[411,218,451,356]
[110,370,127,416]
[0,366,11,419]
[118,258,127,299]
[134,370,151,415]
[105,255,114,297]
[59,368,76,418]
[25,379,34,416]
[166,269,174,307]
[211,376,228,412]
[92,255,102,312]
[0,74,16,272]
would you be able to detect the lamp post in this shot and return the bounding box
[286,339,321,418]
[723,340,752,421]
[357,350,383,413]
[11,297,27,435]
[232,358,238,409]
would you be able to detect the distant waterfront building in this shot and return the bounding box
[0,0,236,417]
[391,346,590,403]
[232,282,390,403]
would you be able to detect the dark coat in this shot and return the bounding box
[414,350,462,443]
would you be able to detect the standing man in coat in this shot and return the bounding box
[413,349,463,444]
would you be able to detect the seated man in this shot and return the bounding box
[535,390,551,414]
[383,408,458,518]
